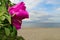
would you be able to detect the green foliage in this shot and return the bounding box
[5,27,10,36]
[0,25,25,40]
[4,14,11,24]
[0,0,25,40]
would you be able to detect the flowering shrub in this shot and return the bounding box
[0,0,29,40]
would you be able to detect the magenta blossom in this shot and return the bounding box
[8,2,29,30]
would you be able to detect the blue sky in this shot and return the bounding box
[10,0,60,27]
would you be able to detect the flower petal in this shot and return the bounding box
[12,18,22,30]
[8,2,29,30]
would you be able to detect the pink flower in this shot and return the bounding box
[8,2,29,30]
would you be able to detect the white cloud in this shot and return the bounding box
[47,17,60,23]
[23,0,43,9]
[10,0,48,23]
[10,0,60,23]
[23,10,48,22]
[10,0,43,10]
[56,8,60,11]
[47,12,60,23]
[10,0,21,4]
[46,0,60,4]
[50,7,60,17]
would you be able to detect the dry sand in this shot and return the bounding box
[18,28,60,40]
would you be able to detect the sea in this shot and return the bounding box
[22,22,60,28]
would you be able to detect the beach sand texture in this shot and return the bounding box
[18,28,60,40]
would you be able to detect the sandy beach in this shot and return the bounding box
[18,28,60,40]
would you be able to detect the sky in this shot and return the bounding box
[10,0,60,27]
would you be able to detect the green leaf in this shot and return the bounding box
[0,16,5,21]
[0,16,5,24]
[10,26,17,37]
[0,0,6,12]
[13,27,17,36]
[4,14,11,24]
[2,36,7,40]
[9,25,13,32]
[11,32,16,37]
[5,27,10,36]
[0,24,3,27]
[0,12,4,16]
[7,15,11,24]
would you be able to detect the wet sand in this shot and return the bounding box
[18,28,60,40]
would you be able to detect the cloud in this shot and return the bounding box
[23,0,43,10]
[10,0,60,23]
[10,0,49,23]
[47,11,60,23]
[10,0,21,4]
[23,10,48,23]
[55,7,60,12]
[46,0,60,4]
[10,0,43,10]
